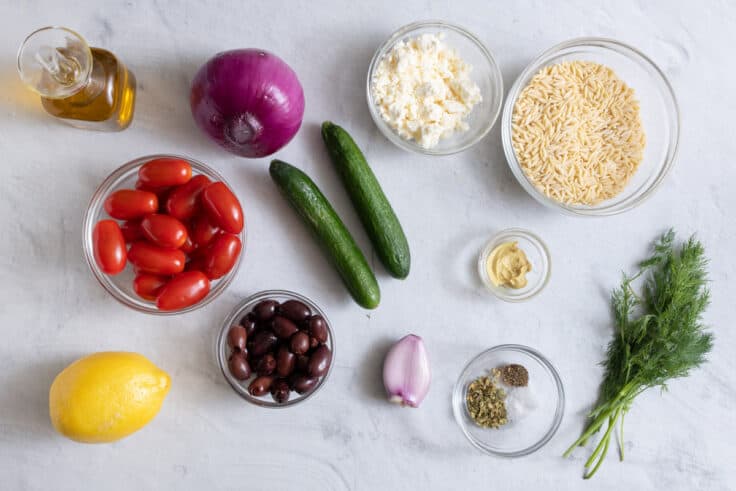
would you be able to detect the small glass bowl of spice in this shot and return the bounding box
[452,344,565,457]
[366,20,503,155]
[477,228,550,302]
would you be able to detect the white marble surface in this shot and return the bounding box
[1,1,734,490]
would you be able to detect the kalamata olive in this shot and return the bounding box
[308,345,332,377]
[228,353,251,380]
[295,354,309,373]
[241,313,257,337]
[254,353,276,376]
[253,299,279,321]
[256,320,273,332]
[270,378,290,403]
[307,315,328,343]
[276,345,296,377]
[279,299,311,323]
[290,331,310,355]
[309,337,319,349]
[250,330,278,357]
[272,316,299,339]
[248,376,274,396]
[290,374,319,394]
[227,325,248,350]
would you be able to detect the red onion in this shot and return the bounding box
[383,334,431,408]
[190,49,305,158]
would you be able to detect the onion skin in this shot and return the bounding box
[190,49,305,158]
[382,334,431,408]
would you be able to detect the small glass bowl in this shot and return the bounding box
[366,20,504,155]
[216,290,335,408]
[452,345,565,457]
[478,228,550,302]
[501,38,680,216]
[82,154,245,315]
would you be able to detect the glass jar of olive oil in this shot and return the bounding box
[17,26,136,131]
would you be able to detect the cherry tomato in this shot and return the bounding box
[138,158,192,188]
[127,241,186,275]
[156,271,210,311]
[185,254,206,272]
[104,189,158,220]
[140,214,188,249]
[165,174,211,221]
[92,220,127,275]
[120,220,144,243]
[201,181,244,234]
[180,235,197,254]
[135,179,170,194]
[203,233,242,279]
[189,214,220,248]
[133,273,169,301]
[134,182,171,212]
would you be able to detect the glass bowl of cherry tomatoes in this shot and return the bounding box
[83,154,246,314]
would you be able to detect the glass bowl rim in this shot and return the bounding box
[452,344,565,457]
[366,19,504,156]
[477,228,551,302]
[500,36,681,216]
[215,289,335,408]
[82,153,246,315]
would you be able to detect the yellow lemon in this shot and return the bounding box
[49,352,170,443]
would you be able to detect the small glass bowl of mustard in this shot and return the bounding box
[478,228,550,302]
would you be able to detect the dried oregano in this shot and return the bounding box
[466,375,507,428]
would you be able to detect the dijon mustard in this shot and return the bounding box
[486,241,532,289]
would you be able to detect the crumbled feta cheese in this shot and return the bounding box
[371,33,482,149]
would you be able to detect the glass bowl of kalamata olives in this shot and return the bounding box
[216,290,334,408]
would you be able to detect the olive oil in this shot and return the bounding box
[18,27,136,131]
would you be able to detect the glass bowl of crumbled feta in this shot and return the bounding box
[367,20,503,155]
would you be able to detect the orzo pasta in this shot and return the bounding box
[511,61,645,205]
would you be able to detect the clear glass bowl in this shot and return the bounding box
[216,290,335,408]
[82,154,245,315]
[478,228,550,302]
[501,38,680,216]
[367,20,504,155]
[452,345,565,457]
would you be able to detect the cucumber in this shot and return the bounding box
[269,159,380,309]
[321,121,410,279]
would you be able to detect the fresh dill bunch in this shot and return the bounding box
[563,230,713,479]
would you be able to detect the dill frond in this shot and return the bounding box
[563,230,713,479]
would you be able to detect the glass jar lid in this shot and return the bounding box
[17,26,93,99]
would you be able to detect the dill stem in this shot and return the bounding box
[563,412,607,458]
[563,383,635,458]
[584,408,620,469]
[619,411,626,461]
[584,414,616,479]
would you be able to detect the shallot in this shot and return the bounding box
[382,334,431,408]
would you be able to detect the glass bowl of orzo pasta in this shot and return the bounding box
[501,38,679,216]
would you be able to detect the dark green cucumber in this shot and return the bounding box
[269,159,380,309]
[321,121,410,279]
